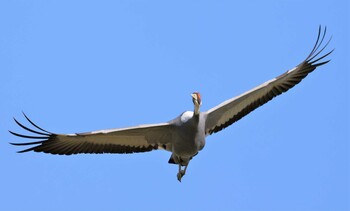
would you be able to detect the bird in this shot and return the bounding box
[9,26,333,182]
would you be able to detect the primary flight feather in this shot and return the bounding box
[10,26,333,182]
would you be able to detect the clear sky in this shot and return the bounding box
[0,1,349,211]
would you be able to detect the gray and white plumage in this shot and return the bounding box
[9,26,333,182]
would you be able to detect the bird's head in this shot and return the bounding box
[191,92,202,106]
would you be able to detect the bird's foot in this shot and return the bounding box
[177,170,185,182]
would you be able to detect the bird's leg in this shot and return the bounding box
[177,164,183,182]
[177,164,188,182]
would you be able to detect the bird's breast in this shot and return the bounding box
[172,113,206,156]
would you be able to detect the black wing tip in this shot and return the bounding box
[21,112,53,134]
[10,139,46,146]
[16,147,37,153]
[8,130,49,140]
[9,113,55,153]
[305,26,333,66]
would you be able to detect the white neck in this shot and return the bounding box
[194,104,200,115]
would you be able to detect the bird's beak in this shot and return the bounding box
[191,93,201,105]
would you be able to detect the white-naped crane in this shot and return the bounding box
[10,26,333,182]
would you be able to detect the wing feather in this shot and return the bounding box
[205,26,333,135]
[10,114,174,155]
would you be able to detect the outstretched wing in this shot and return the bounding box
[205,26,333,135]
[10,113,174,155]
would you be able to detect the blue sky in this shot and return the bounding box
[0,1,348,210]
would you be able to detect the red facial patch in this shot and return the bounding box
[193,92,201,104]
